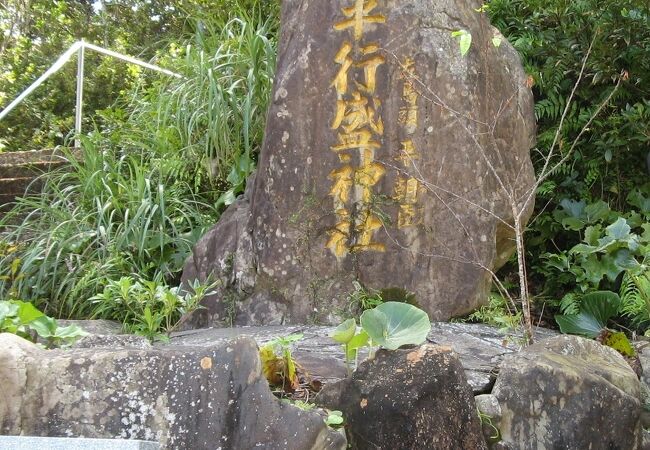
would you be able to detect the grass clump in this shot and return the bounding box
[0,5,278,325]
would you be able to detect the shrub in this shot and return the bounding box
[488,0,650,331]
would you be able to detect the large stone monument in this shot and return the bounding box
[182,0,536,327]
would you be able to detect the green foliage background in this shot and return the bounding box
[0,0,648,334]
[0,0,278,152]
[0,0,278,321]
[488,0,650,321]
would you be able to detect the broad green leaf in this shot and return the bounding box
[459,32,472,56]
[331,318,357,344]
[559,199,586,219]
[613,249,641,272]
[0,301,19,324]
[451,30,472,56]
[16,301,45,325]
[542,253,569,271]
[561,217,585,231]
[580,291,621,326]
[54,324,88,341]
[346,330,370,360]
[584,201,611,223]
[491,36,502,48]
[325,411,344,426]
[578,254,606,286]
[348,330,370,350]
[555,313,604,338]
[627,190,650,214]
[606,217,631,240]
[584,225,602,246]
[29,316,57,338]
[360,302,431,350]
[555,291,621,338]
[569,243,598,256]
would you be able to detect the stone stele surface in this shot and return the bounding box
[181,0,537,328]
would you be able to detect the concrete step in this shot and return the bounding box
[0,160,66,179]
[0,148,78,210]
[0,148,73,165]
[0,177,43,196]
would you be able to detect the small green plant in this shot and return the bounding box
[464,293,523,334]
[477,408,501,442]
[331,302,431,376]
[360,302,431,350]
[89,277,215,342]
[347,281,383,314]
[620,269,650,331]
[555,291,636,357]
[284,399,315,411]
[324,410,344,428]
[260,333,303,392]
[283,399,344,429]
[0,300,87,348]
[331,318,370,376]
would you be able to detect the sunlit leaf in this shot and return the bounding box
[331,318,356,344]
[360,302,431,350]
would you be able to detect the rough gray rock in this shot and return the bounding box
[72,334,152,350]
[493,335,642,450]
[427,322,557,393]
[474,394,502,446]
[316,344,487,450]
[636,341,650,428]
[181,0,537,328]
[57,319,123,336]
[169,322,557,393]
[0,333,346,450]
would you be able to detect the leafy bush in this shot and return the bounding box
[90,276,215,342]
[488,0,650,329]
[489,0,649,207]
[0,0,279,152]
[0,142,216,318]
[0,6,278,322]
[100,8,278,204]
[542,208,649,292]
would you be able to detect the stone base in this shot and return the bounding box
[0,436,159,450]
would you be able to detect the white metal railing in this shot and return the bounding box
[0,40,182,147]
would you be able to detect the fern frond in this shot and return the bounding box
[620,270,650,327]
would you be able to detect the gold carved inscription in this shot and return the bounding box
[394,57,423,229]
[333,0,386,42]
[327,0,387,258]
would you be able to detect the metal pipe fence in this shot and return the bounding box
[0,41,182,147]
